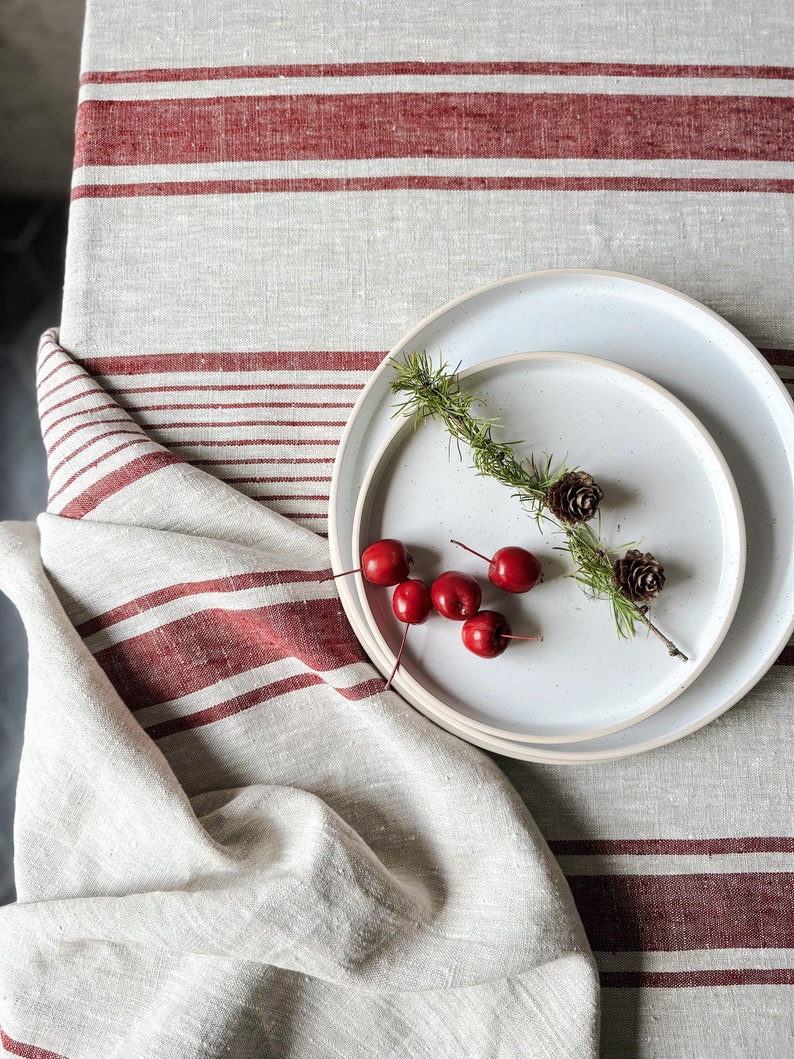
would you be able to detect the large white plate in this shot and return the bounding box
[329,270,794,762]
[351,351,745,744]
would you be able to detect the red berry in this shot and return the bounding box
[362,539,412,586]
[451,540,542,593]
[431,570,482,620]
[461,610,512,658]
[392,578,432,625]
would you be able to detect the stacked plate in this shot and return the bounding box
[329,270,794,762]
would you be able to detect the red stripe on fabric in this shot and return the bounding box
[45,418,136,456]
[76,569,332,636]
[36,360,79,388]
[759,348,794,367]
[41,402,121,439]
[37,375,91,403]
[48,429,145,480]
[106,382,365,393]
[49,437,154,502]
[142,419,348,429]
[69,351,383,374]
[567,873,794,951]
[601,969,794,988]
[220,476,332,484]
[550,837,794,856]
[58,451,183,519]
[74,94,794,168]
[78,61,794,85]
[93,597,366,710]
[169,439,340,447]
[128,401,355,410]
[40,388,110,418]
[266,494,330,501]
[145,674,383,740]
[35,346,60,372]
[73,176,794,200]
[0,1027,70,1058]
[192,457,336,465]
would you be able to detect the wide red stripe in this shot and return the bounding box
[145,673,383,740]
[143,419,348,429]
[0,1027,69,1058]
[74,94,794,168]
[76,569,332,636]
[73,176,794,200]
[776,643,794,665]
[68,351,383,374]
[58,450,183,519]
[550,837,794,856]
[169,438,340,447]
[93,597,366,710]
[601,968,794,988]
[192,457,336,465]
[79,61,794,85]
[567,873,794,951]
[128,401,354,410]
[106,382,365,393]
[760,348,794,367]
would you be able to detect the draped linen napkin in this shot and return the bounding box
[0,334,598,1058]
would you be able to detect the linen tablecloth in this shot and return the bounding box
[2,0,794,1055]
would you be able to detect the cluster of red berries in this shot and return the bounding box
[332,537,543,690]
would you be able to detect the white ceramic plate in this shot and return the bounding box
[351,351,745,743]
[329,269,794,762]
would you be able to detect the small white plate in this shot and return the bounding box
[329,269,794,762]
[351,352,744,743]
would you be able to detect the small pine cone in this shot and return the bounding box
[546,470,604,524]
[613,549,665,603]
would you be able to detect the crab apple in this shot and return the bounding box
[386,578,431,690]
[325,538,411,586]
[461,610,543,658]
[431,570,482,620]
[450,540,542,593]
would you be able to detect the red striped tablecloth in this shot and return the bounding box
[5,0,794,1055]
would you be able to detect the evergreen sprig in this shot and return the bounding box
[390,350,687,661]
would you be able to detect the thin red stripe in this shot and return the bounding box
[73,176,794,200]
[192,457,335,465]
[220,476,332,483]
[76,569,332,636]
[74,94,794,168]
[78,61,794,85]
[169,439,340,447]
[265,494,330,501]
[126,401,354,410]
[567,873,794,951]
[0,1027,69,1059]
[63,351,383,374]
[105,382,365,393]
[601,969,794,988]
[550,837,794,856]
[35,346,60,372]
[142,419,348,429]
[40,387,108,418]
[145,673,382,740]
[37,375,90,402]
[48,429,145,480]
[45,418,135,456]
[58,451,183,519]
[49,437,154,503]
[41,402,120,439]
[93,597,365,710]
[36,360,78,388]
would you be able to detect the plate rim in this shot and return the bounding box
[329,267,794,762]
[350,349,746,744]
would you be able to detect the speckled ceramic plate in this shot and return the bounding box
[348,351,744,744]
[329,269,794,761]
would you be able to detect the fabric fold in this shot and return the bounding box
[0,334,598,1058]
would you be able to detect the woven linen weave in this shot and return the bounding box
[3,0,794,1055]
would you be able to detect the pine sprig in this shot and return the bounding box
[390,350,687,661]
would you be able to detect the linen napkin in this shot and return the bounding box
[0,333,598,1058]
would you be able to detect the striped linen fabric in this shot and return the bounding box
[3,0,794,1054]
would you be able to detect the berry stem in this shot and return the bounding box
[450,539,491,563]
[500,634,544,642]
[319,567,361,583]
[385,623,410,691]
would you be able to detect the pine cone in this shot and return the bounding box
[546,471,604,524]
[613,549,665,603]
